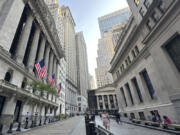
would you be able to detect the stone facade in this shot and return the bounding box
[0,0,64,132]
[61,6,78,115]
[110,0,180,123]
[44,0,66,115]
[76,32,90,99]
[88,84,118,114]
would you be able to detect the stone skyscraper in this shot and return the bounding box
[61,6,78,114]
[96,8,131,88]
[76,32,90,98]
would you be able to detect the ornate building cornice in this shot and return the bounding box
[28,0,64,59]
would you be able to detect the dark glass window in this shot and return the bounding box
[127,56,131,64]
[141,69,155,99]
[130,113,135,119]
[132,50,136,58]
[151,11,159,22]
[4,70,13,82]
[125,83,134,105]
[132,78,143,103]
[165,35,180,72]
[144,0,150,8]
[135,46,139,54]
[120,87,127,107]
[139,112,146,120]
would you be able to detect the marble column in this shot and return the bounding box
[113,95,117,109]
[27,26,41,72]
[44,45,50,69]
[107,95,111,110]
[37,37,46,62]
[48,51,54,77]
[102,95,105,110]
[123,86,132,107]
[16,14,34,64]
[53,58,57,76]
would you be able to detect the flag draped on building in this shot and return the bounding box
[56,83,61,94]
[35,59,48,79]
[48,74,56,86]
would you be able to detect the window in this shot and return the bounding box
[141,69,155,99]
[130,113,135,119]
[157,0,166,13]
[120,87,127,107]
[146,19,152,30]
[144,0,150,8]
[132,50,136,58]
[21,78,27,89]
[116,70,120,77]
[165,35,180,72]
[135,46,139,54]
[125,83,134,105]
[4,70,13,82]
[134,0,139,6]
[127,56,131,64]
[151,11,159,22]
[139,112,146,120]
[132,78,143,103]
[139,8,145,17]
[125,60,128,67]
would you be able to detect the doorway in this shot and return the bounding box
[0,96,6,117]
[14,100,22,122]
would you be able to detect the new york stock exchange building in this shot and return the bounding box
[0,0,64,133]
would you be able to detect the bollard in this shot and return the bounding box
[39,119,42,126]
[44,118,46,125]
[24,120,28,129]
[0,124,3,135]
[30,120,34,128]
[16,122,21,131]
[7,123,13,133]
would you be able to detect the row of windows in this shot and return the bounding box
[120,69,155,107]
[116,45,140,78]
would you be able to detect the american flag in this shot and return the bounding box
[48,74,56,86]
[35,59,48,79]
[56,83,61,94]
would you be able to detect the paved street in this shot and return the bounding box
[17,116,85,135]
[95,117,173,135]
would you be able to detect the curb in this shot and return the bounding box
[121,120,180,135]
[5,117,72,135]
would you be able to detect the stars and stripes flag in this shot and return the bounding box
[56,83,61,94]
[34,59,48,79]
[48,74,56,86]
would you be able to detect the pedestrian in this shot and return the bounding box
[102,111,110,130]
[115,113,121,124]
[151,114,157,122]
[163,116,171,124]
[25,112,29,121]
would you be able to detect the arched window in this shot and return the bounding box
[4,69,13,82]
[21,78,27,89]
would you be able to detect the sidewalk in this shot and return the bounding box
[9,116,85,135]
[95,116,172,135]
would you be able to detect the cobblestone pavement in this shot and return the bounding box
[95,117,174,135]
[17,116,85,135]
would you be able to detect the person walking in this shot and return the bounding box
[115,113,121,124]
[102,112,110,130]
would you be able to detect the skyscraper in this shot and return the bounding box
[61,6,78,114]
[76,31,90,98]
[98,8,130,37]
[96,8,131,88]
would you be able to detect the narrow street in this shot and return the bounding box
[16,116,85,135]
[95,116,173,135]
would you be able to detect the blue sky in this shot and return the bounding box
[59,0,128,83]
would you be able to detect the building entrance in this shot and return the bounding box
[14,100,22,122]
[0,96,6,117]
